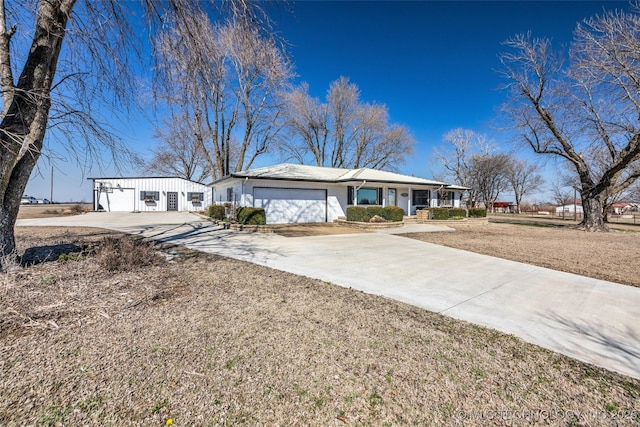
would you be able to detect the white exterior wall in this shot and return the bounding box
[327,185,347,221]
[212,180,243,205]
[92,177,211,212]
[211,178,463,222]
[212,179,349,222]
[397,188,411,215]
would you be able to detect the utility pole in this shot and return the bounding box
[50,166,54,203]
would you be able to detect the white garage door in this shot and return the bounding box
[101,188,135,212]
[254,187,327,224]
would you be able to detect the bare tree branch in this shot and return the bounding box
[280,77,415,170]
[499,8,640,230]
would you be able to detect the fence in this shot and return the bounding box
[508,210,640,225]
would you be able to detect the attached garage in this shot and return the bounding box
[253,187,327,224]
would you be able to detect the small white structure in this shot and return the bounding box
[89,177,211,212]
[555,203,583,215]
[211,163,465,224]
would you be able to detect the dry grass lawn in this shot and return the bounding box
[17,203,92,220]
[0,225,639,425]
[401,221,640,288]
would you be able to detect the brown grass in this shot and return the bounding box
[1,226,639,425]
[17,203,92,219]
[401,221,640,288]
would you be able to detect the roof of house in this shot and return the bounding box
[213,163,460,188]
[87,176,211,185]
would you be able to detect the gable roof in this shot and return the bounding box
[213,163,457,187]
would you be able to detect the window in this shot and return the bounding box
[447,191,455,204]
[438,190,455,207]
[412,190,431,206]
[188,192,204,204]
[357,188,378,205]
[227,187,234,202]
[388,188,397,206]
[140,191,159,203]
[348,186,383,205]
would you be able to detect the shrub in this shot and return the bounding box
[208,204,226,220]
[384,206,405,222]
[96,236,164,272]
[366,206,386,220]
[70,203,88,214]
[346,206,367,222]
[430,208,450,220]
[448,208,467,219]
[236,207,266,225]
[469,208,487,218]
[57,252,85,263]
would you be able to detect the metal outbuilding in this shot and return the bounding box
[88,177,211,212]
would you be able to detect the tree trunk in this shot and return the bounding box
[0,0,73,264]
[579,194,608,231]
[0,203,19,265]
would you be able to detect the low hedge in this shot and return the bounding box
[236,207,266,225]
[347,205,405,222]
[347,206,367,222]
[207,204,226,220]
[430,208,450,220]
[384,206,405,222]
[469,208,487,218]
[366,206,386,219]
[448,208,467,219]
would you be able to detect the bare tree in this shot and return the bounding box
[469,153,511,211]
[551,181,575,220]
[0,0,278,264]
[147,112,211,182]
[279,83,329,165]
[0,0,139,264]
[499,7,640,231]
[350,104,414,169]
[153,14,293,181]
[628,181,640,203]
[432,128,494,207]
[504,157,545,213]
[327,76,359,167]
[280,77,415,170]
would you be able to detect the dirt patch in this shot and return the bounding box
[401,222,640,287]
[274,223,369,237]
[1,228,639,425]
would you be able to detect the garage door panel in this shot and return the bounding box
[101,188,134,211]
[254,188,326,224]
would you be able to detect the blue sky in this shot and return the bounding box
[25,0,629,202]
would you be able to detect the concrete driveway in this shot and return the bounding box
[18,211,640,380]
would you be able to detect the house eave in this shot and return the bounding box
[212,174,449,188]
